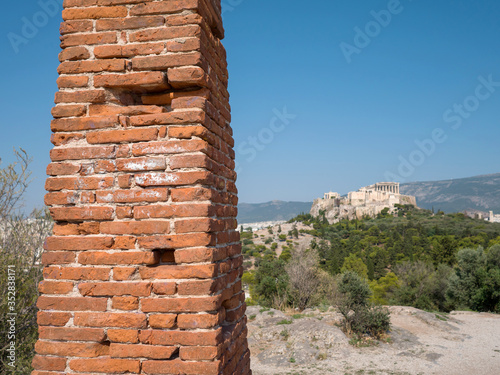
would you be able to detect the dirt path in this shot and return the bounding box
[248,306,500,375]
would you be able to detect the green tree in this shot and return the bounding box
[448,246,500,312]
[341,254,368,279]
[253,258,289,307]
[370,272,400,305]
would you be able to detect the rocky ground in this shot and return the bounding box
[247,305,500,375]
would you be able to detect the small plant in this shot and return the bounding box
[292,314,304,319]
[317,352,327,360]
[280,328,290,341]
[259,307,270,313]
[277,319,292,325]
[435,313,448,321]
[289,357,296,363]
[249,315,256,320]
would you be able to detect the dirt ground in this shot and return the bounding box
[247,305,500,375]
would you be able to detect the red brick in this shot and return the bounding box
[60,19,93,34]
[45,236,114,251]
[116,156,166,171]
[134,171,211,187]
[61,31,117,47]
[130,0,198,15]
[107,329,139,343]
[177,312,221,329]
[168,66,207,89]
[87,127,158,144]
[63,6,128,20]
[129,109,204,126]
[79,251,160,265]
[134,203,214,219]
[152,282,176,295]
[110,344,177,359]
[175,218,219,233]
[141,296,221,313]
[35,341,109,357]
[59,46,90,61]
[132,139,208,157]
[113,267,137,281]
[170,187,215,202]
[131,52,201,71]
[96,15,165,31]
[45,176,114,191]
[177,279,218,295]
[44,191,78,205]
[43,266,110,281]
[50,206,114,222]
[56,75,89,88]
[79,282,152,297]
[38,326,105,341]
[129,25,200,43]
[37,296,107,311]
[51,116,118,131]
[140,264,216,279]
[38,281,74,295]
[54,89,107,103]
[58,59,126,74]
[89,104,164,117]
[51,132,85,146]
[32,355,66,372]
[142,360,221,375]
[179,346,219,361]
[68,358,140,373]
[74,312,147,328]
[53,222,100,236]
[96,188,168,204]
[148,314,176,329]
[94,72,169,90]
[137,233,215,250]
[112,296,139,310]
[167,37,201,52]
[94,42,164,59]
[51,104,86,118]
[37,311,72,327]
[165,13,203,27]
[101,221,170,235]
[139,328,221,346]
[46,162,81,176]
[174,247,225,264]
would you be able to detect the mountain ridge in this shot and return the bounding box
[238,172,500,223]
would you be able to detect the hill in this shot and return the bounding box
[237,200,312,224]
[401,172,500,214]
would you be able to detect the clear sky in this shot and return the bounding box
[1,0,499,211]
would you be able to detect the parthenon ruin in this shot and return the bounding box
[312,182,417,223]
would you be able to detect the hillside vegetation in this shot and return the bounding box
[243,205,500,318]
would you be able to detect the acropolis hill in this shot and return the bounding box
[310,182,417,223]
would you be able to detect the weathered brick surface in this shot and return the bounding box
[33,0,249,373]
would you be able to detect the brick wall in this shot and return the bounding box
[33,0,250,374]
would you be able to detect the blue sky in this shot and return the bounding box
[1,0,499,211]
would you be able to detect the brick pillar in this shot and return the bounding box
[33,1,250,374]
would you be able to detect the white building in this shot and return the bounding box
[489,211,500,223]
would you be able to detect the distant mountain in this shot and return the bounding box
[401,173,500,214]
[238,200,313,224]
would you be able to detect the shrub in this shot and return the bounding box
[335,272,391,339]
[0,150,53,373]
